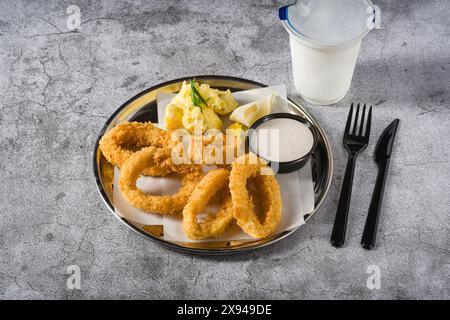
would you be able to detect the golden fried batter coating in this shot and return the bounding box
[99,121,171,176]
[229,153,282,238]
[119,146,204,215]
[101,122,283,240]
[182,168,234,239]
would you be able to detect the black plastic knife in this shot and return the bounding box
[361,119,399,250]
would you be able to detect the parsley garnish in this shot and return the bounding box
[190,79,207,108]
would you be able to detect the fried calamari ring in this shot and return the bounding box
[118,146,204,215]
[99,121,170,176]
[229,153,282,238]
[182,168,234,240]
[170,130,245,167]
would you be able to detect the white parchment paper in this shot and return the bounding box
[113,85,315,242]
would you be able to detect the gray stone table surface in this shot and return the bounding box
[0,0,449,299]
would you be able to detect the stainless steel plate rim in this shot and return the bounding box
[93,75,333,255]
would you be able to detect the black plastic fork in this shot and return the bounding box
[331,103,372,248]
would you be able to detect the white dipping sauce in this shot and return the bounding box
[249,118,314,162]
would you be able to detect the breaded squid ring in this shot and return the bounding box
[99,121,171,176]
[118,146,204,215]
[229,153,282,238]
[182,168,234,240]
[168,130,238,167]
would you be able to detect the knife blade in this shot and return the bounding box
[361,119,399,250]
[374,119,400,164]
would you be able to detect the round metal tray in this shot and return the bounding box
[93,76,333,254]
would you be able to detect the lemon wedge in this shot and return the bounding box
[229,101,258,127]
[229,94,274,127]
[258,93,274,118]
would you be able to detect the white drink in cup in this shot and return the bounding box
[288,36,362,105]
[280,0,377,105]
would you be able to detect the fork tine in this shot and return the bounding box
[365,106,372,137]
[358,104,366,136]
[344,103,353,137]
[352,103,360,135]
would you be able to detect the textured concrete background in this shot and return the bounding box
[0,0,449,299]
